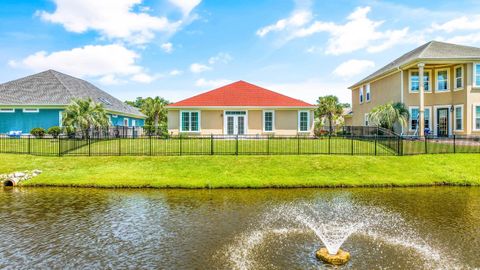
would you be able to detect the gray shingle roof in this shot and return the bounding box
[0,70,145,118]
[350,41,480,88]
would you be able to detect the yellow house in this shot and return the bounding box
[166,81,315,136]
[349,41,480,136]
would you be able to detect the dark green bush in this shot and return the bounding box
[47,126,62,138]
[30,128,46,138]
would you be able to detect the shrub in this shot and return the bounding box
[47,126,62,138]
[30,128,46,138]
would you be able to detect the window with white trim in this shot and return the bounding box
[131,120,136,127]
[475,63,480,88]
[0,108,14,113]
[359,86,364,104]
[409,70,431,92]
[436,69,449,92]
[365,84,371,102]
[410,107,419,131]
[454,105,463,131]
[180,111,200,132]
[298,111,309,132]
[475,105,480,130]
[424,108,431,131]
[263,110,274,132]
[455,66,463,90]
[22,108,39,113]
[364,113,369,126]
[409,107,430,131]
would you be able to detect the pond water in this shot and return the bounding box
[0,187,479,269]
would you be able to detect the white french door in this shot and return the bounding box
[225,111,246,135]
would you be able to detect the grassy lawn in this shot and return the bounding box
[0,153,479,188]
[1,137,397,156]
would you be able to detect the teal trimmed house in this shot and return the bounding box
[0,70,145,134]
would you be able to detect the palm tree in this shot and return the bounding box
[141,97,169,134]
[368,102,409,131]
[315,95,345,134]
[62,98,110,137]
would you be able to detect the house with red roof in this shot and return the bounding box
[166,81,316,135]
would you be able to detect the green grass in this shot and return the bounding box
[0,153,479,188]
[1,137,396,156]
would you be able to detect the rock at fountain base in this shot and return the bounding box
[316,248,350,265]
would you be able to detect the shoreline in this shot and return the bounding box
[17,182,478,189]
[1,153,479,189]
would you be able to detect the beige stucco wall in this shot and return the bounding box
[167,108,314,135]
[351,71,402,126]
[402,64,469,135]
[350,62,480,135]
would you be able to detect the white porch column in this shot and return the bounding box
[418,63,425,136]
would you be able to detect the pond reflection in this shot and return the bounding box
[0,187,478,269]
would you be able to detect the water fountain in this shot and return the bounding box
[219,196,454,269]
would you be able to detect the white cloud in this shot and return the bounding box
[256,10,312,37]
[195,78,232,88]
[430,16,480,33]
[333,59,375,79]
[131,73,156,83]
[168,0,201,17]
[37,0,183,44]
[169,69,182,76]
[190,63,211,73]
[161,42,173,53]
[208,52,232,65]
[189,52,232,73]
[9,44,155,84]
[258,6,414,55]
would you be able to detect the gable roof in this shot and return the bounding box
[350,41,480,89]
[0,70,144,118]
[167,81,315,108]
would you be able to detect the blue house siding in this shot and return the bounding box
[0,109,145,134]
[110,114,145,127]
[0,109,61,133]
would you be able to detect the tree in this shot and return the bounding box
[125,97,169,135]
[62,98,110,137]
[125,97,146,108]
[315,95,344,134]
[368,102,409,131]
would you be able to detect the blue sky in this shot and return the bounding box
[1,0,480,104]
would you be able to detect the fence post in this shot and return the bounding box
[328,135,331,155]
[351,135,354,155]
[118,136,121,156]
[28,135,31,155]
[180,135,183,156]
[210,134,214,155]
[374,134,377,156]
[235,134,239,155]
[297,135,300,154]
[424,136,428,154]
[88,135,91,156]
[267,135,270,155]
[149,135,153,156]
[397,136,402,156]
[453,134,456,154]
[58,136,61,157]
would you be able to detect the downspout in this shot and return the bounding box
[399,67,404,135]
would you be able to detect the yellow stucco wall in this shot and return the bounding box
[167,109,314,135]
[351,62,480,135]
[352,71,402,126]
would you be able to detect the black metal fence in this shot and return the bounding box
[2,126,480,157]
[0,134,400,157]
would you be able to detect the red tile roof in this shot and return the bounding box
[167,81,315,107]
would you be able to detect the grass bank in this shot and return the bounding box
[0,153,479,188]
